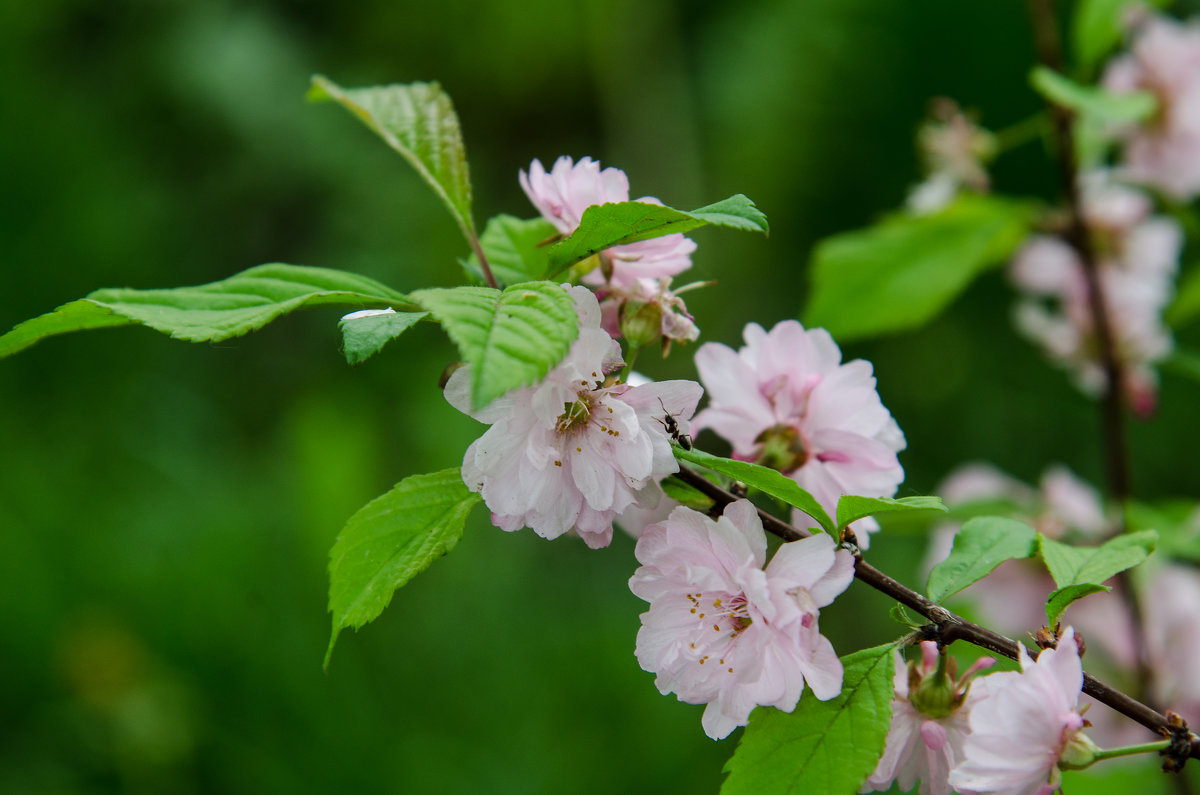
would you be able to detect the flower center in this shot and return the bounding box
[556,392,596,435]
[685,592,753,675]
[754,424,809,472]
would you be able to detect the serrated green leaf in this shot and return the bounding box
[1037,530,1157,590]
[309,75,476,241]
[804,196,1035,342]
[674,447,835,536]
[1029,66,1158,123]
[463,214,558,287]
[546,194,768,275]
[721,643,897,795]
[927,516,1039,603]
[0,264,414,358]
[339,309,429,365]
[326,469,481,668]
[836,495,947,530]
[1046,583,1111,626]
[411,281,579,410]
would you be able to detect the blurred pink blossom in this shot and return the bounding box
[1103,13,1200,200]
[949,628,1090,795]
[1144,563,1200,724]
[519,156,697,287]
[693,320,905,546]
[862,642,994,795]
[906,98,997,215]
[629,500,854,739]
[446,285,701,548]
[1009,175,1180,413]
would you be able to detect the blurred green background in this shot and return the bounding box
[4,0,1200,792]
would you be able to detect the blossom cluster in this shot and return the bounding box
[521,156,703,352]
[1010,173,1181,413]
[438,133,1184,791]
[441,154,922,740]
[863,630,1097,795]
[1103,12,1200,201]
[1006,9,1200,413]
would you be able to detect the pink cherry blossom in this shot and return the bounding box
[863,642,993,795]
[629,500,854,739]
[949,628,1088,795]
[692,320,905,546]
[519,156,697,287]
[1102,13,1200,200]
[446,285,702,548]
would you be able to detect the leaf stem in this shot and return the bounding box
[468,233,500,289]
[620,343,641,383]
[1091,739,1171,763]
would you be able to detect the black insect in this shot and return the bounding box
[657,398,693,450]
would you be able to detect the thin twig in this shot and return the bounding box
[468,233,500,289]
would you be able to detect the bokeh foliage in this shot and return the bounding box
[4,0,1200,792]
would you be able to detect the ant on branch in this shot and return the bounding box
[656,398,693,450]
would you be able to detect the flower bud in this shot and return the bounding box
[1058,730,1101,770]
[619,299,664,349]
[910,664,958,719]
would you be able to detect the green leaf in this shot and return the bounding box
[309,75,476,241]
[1037,530,1157,589]
[804,196,1035,342]
[463,214,558,287]
[326,469,481,668]
[546,194,768,275]
[659,475,716,511]
[339,309,429,365]
[836,495,947,530]
[1073,0,1171,72]
[721,643,897,795]
[674,447,835,536]
[0,263,414,358]
[927,516,1039,603]
[411,281,579,410]
[1046,583,1111,626]
[1029,66,1158,123]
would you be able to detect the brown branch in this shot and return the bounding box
[673,463,1199,757]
